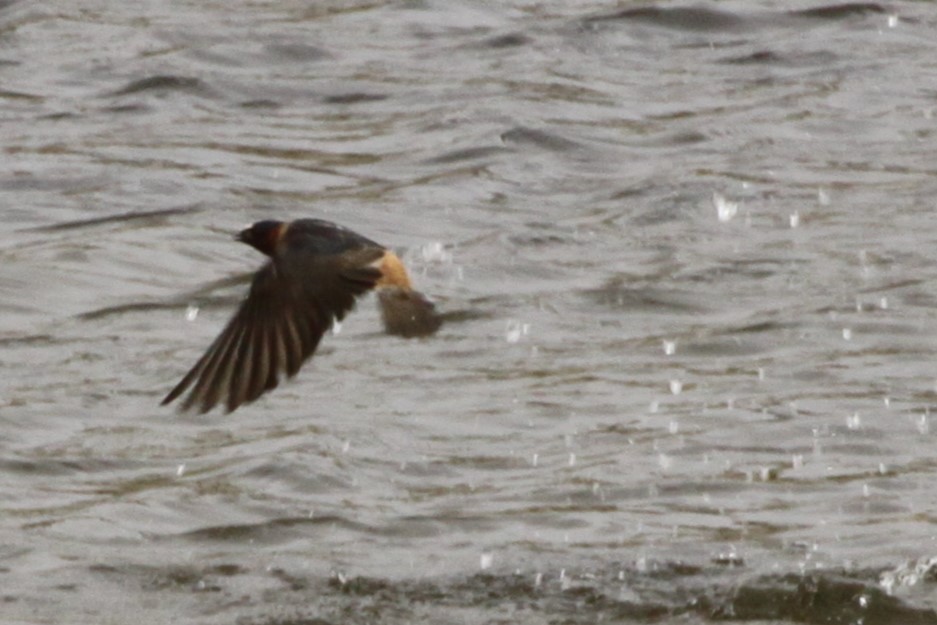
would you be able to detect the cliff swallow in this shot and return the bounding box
[162,218,441,414]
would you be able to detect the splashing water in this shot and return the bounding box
[420,241,452,263]
[505,320,529,343]
[712,192,738,222]
[846,413,861,430]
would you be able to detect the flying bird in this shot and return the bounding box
[162,218,441,414]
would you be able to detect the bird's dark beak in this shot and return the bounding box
[235,227,250,244]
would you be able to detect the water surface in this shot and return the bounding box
[3,1,937,623]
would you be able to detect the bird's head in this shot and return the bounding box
[236,220,285,257]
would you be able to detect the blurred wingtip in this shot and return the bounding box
[377,287,443,338]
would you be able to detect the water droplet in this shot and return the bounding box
[332,320,342,335]
[887,14,898,28]
[879,462,887,475]
[176,463,186,477]
[792,454,804,470]
[879,297,888,310]
[534,572,542,587]
[713,192,738,222]
[757,367,765,381]
[917,413,929,435]
[185,305,199,322]
[658,454,672,470]
[859,250,871,278]
[649,400,659,413]
[668,420,679,435]
[883,396,891,408]
[842,328,852,341]
[817,188,831,206]
[480,553,493,570]
[505,319,528,343]
[342,440,351,453]
[789,212,800,228]
[663,340,676,355]
[568,453,576,467]
[669,379,683,395]
[862,483,870,498]
[847,413,861,430]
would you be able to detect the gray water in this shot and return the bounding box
[3,1,937,623]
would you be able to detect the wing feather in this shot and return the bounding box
[282,311,303,376]
[225,318,255,413]
[193,317,251,413]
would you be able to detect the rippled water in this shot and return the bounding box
[4,1,937,623]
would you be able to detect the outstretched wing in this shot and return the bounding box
[162,247,384,414]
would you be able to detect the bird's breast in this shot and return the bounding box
[373,251,412,290]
